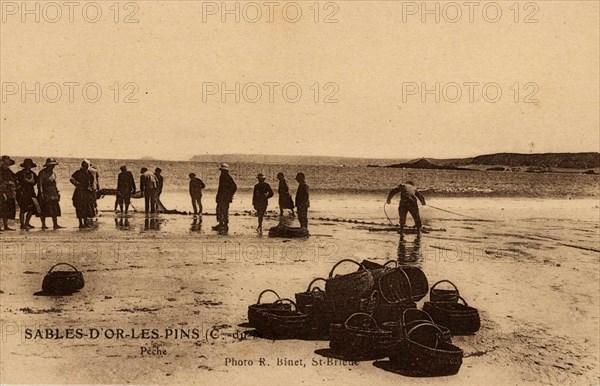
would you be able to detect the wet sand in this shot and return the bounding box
[0,195,598,385]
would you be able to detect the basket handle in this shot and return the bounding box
[344,312,379,330]
[378,268,413,304]
[431,280,459,296]
[383,260,398,268]
[402,308,433,325]
[256,289,280,304]
[274,298,297,311]
[406,322,443,349]
[311,287,324,293]
[457,296,468,306]
[328,259,363,278]
[48,263,79,273]
[306,277,326,292]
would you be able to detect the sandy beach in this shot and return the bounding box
[0,192,598,385]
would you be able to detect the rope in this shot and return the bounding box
[383,201,399,227]
[426,204,484,221]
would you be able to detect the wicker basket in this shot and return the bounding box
[42,263,85,295]
[389,323,463,376]
[254,299,310,339]
[248,289,291,327]
[430,280,460,303]
[423,296,480,335]
[331,290,379,323]
[399,266,429,301]
[325,259,375,301]
[295,278,326,313]
[373,299,416,324]
[378,268,413,304]
[329,313,399,360]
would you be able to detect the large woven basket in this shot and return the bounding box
[331,290,379,323]
[295,278,326,313]
[389,323,463,376]
[254,299,310,339]
[378,268,413,304]
[430,280,460,303]
[423,296,480,335]
[42,263,85,295]
[402,309,451,343]
[399,266,429,301]
[329,313,398,360]
[373,299,416,324]
[248,289,291,327]
[325,259,375,301]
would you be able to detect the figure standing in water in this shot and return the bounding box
[386,180,426,234]
[38,158,63,229]
[213,163,237,234]
[295,172,310,231]
[116,165,136,215]
[15,159,39,229]
[189,173,206,216]
[70,160,96,228]
[252,173,274,234]
[276,172,295,217]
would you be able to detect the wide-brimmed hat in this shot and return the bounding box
[257,173,265,180]
[44,158,59,167]
[20,158,37,168]
[219,163,230,171]
[1,155,15,166]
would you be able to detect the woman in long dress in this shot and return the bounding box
[15,158,39,229]
[277,172,295,217]
[0,155,17,231]
[70,160,96,228]
[38,158,63,229]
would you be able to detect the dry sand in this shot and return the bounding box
[0,195,598,385]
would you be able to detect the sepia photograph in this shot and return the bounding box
[0,0,599,385]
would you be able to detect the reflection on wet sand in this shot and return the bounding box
[397,233,422,265]
[144,217,163,231]
[114,218,131,230]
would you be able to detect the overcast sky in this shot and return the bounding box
[1,1,598,160]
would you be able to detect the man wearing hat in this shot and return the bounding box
[386,180,426,234]
[213,163,237,233]
[295,172,310,231]
[117,165,136,214]
[15,158,39,229]
[252,173,274,234]
[38,158,63,229]
[0,155,17,231]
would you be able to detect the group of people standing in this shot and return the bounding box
[0,156,426,234]
[115,166,164,215]
[114,162,309,235]
[210,163,310,234]
[0,156,63,231]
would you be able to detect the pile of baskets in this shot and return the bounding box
[245,260,481,377]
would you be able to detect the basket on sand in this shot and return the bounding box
[247,289,291,327]
[329,313,398,360]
